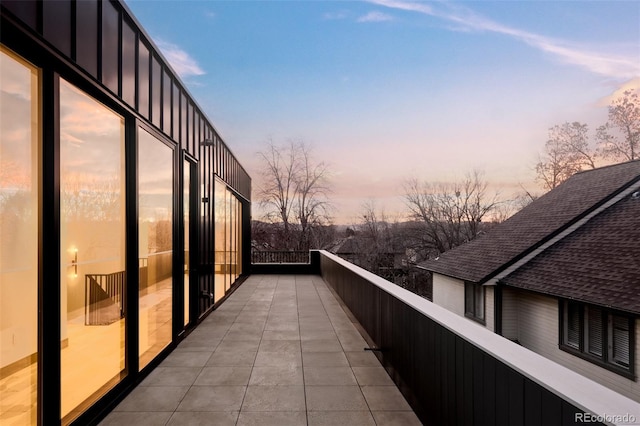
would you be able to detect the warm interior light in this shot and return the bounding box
[70,248,78,278]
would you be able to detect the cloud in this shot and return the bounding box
[597,77,640,106]
[357,11,394,23]
[367,0,640,80]
[155,40,205,78]
[323,11,349,20]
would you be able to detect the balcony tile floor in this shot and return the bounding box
[100,274,421,425]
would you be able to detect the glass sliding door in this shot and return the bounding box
[0,47,39,426]
[183,157,193,327]
[138,128,174,369]
[212,179,243,303]
[59,79,126,423]
[213,179,226,303]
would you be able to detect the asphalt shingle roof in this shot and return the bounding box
[419,160,640,284]
[501,192,640,314]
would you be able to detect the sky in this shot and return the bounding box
[124,0,640,224]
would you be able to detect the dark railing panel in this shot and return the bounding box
[85,271,126,325]
[318,250,615,426]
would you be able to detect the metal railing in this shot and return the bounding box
[251,250,310,264]
[85,271,126,325]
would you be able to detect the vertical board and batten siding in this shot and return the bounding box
[318,252,615,426]
[513,289,640,403]
[485,286,495,333]
[501,287,520,341]
[432,274,465,316]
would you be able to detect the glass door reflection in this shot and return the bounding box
[59,79,126,424]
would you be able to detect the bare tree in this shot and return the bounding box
[295,143,332,251]
[596,89,639,162]
[255,139,332,251]
[535,122,596,190]
[404,170,499,256]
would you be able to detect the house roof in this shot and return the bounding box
[501,191,640,314]
[419,160,640,284]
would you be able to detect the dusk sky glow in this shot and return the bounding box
[124,0,640,224]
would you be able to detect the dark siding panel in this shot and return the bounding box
[43,0,71,56]
[524,379,542,426]
[138,41,150,118]
[495,362,510,425]
[184,104,194,150]
[541,388,562,425]
[507,368,524,426]
[151,56,161,128]
[180,96,187,147]
[162,70,171,134]
[173,84,180,141]
[76,0,98,77]
[101,0,119,93]
[2,1,38,30]
[121,19,136,107]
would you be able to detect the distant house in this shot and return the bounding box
[419,160,640,402]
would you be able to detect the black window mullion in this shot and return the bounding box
[40,69,62,426]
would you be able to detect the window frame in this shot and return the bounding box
[559,300,635,379]
[464,282,485,324]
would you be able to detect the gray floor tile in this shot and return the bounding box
[113,386,190,412]
[237,411,307,426]
[242,385,306,411]
[361,386,412,411]
[162,351,212,367]
[262,330,301,340]
[253,351,302,367]
[345,351,381,367]
[194,366,252,386]
[307,411,376,426]
[216,339,260,352]
[249,366,304,385]
[303,366,357,386]
[176,386,246,411]
[140,367,202,387]
[300,329,338,341]
[258,340,301,354]
[100,411,173,425]
[206,350,257,366]
[302,352,349,367]
[372,410,423,425]
[166,411,239,426]
[352,367,394,386]
[302,338,343,353]
[305,385,368,411]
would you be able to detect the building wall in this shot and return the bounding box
[501,286,519,340]
[485,286,495,333]
[432,273,464,316]
[432,274,496,331]
[510,289,640,402]
[1,1,251,423]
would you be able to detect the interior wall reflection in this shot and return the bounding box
[0,47,39,426]
[138,128,174,369]
[59,79,126,424]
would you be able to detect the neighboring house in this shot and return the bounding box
[419,160,640,402]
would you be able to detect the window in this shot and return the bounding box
[561,301,634,377]
[465,282,485,323]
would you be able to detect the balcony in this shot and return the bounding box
[101,251,638,425]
